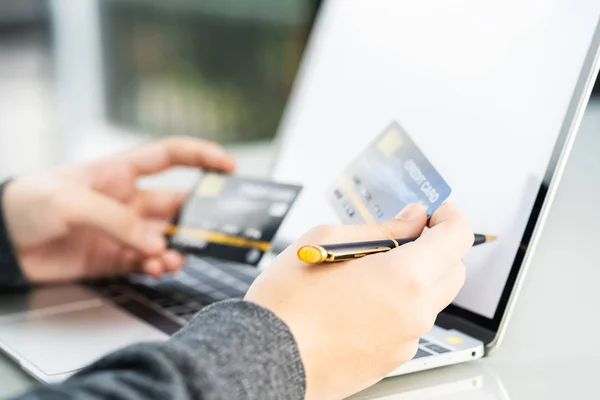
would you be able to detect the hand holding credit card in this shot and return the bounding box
[327,121,452,222]
[316,121,496,264]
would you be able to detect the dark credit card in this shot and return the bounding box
[168,172,302,266]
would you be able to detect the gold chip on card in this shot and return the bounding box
[196,173,227,197]
[376,125,403,156]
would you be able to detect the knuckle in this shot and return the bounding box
[391,339,420,368]
[403,340,420,361]
[49,183,77,218]
[408,276,427,296]
[161,136,178,149]
[164,134,189,145]
[412,313,436,338]
[404,268,429,296]
[163,135,205,153]
[446,262,467,298]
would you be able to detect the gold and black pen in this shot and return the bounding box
[297,233,496,264]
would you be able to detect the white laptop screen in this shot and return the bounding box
[270,1,600,325]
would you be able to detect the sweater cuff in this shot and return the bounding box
[172,299,306,399]
[0,180,25,286]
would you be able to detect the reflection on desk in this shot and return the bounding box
[348,361,507,400]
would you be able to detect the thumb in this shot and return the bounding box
[377,203,428,240]
[59,186,166,256]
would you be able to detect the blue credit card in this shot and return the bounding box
[327,121,451,223]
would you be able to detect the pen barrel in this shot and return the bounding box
[321,237,418,252]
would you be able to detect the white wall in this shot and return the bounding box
[0,33,57,179]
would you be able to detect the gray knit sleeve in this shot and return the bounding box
[11,300,307,400]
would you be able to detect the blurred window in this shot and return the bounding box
[98,0,322,144]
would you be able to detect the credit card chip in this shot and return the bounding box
[377,125,403,156]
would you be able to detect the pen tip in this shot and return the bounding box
[484,235,497,242]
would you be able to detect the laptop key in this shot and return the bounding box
[413,348,433,359]
[166,304,202,317]
[182,312,199,321]
[92,283,127,299]
[425,343,450,354]
[116,298,183,335]
[418,338,429,344]
[192,292,219,305]
[154,297,185,308]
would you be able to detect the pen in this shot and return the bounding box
[297,233,496,264]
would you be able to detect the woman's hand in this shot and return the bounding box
[2,136,236,283]
[245,202,473,400]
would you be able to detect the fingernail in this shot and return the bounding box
[396,203,427,221]
[146,232,166,252]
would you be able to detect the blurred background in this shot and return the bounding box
[0,0,321,182]
[1,0,599,184]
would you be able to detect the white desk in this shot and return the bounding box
[2,99,600,399]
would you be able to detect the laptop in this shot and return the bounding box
[1,0,600,386]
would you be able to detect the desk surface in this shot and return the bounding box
[3,99,600,399]
[0,346,596,400]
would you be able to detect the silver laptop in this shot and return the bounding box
[1,0,600,385]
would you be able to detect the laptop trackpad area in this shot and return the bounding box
[0,300,168,377]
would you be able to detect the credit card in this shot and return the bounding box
[168,172,302,266]
[327,121,451,224]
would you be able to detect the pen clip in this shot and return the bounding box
[328,246,392,261]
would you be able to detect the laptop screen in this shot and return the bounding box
[270,0,600,330]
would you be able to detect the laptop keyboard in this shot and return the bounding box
[87,255,452,358]
[414,337,451,358]
[86,256,260,332]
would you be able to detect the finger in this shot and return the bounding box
[421,202,474,261]
[131,251,182,278]
[399,203,473,268]
[134,189,189,219]
[162,250,184,272]
[300,203,428,246]
[376,203,472,285]
[121,136,236,178]
[142,258,165,278]
[119,249,143,273]
[426,261,466,313]
[60,186,167,256]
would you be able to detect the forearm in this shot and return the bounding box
[0,180,25,286]
[11,300,306,400]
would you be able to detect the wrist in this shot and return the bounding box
[0,180,26,285]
